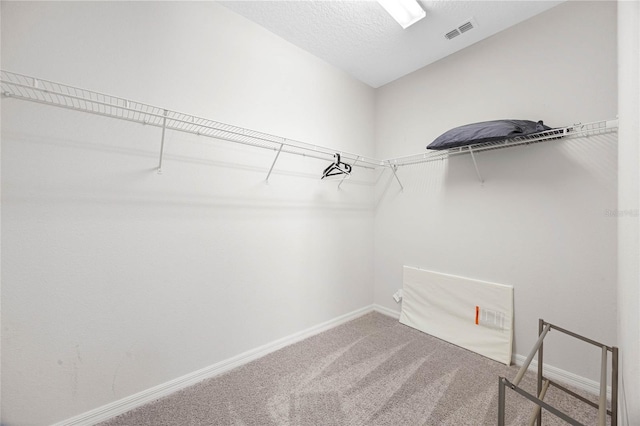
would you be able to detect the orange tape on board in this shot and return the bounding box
[475,306,479,325]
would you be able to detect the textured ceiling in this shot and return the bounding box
[220,1,564,88]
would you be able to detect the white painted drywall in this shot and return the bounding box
[0,2,375,424]
[2,1,633,424]
[374,0,618,383]
[617,1,640,424]
[0,43,3,425]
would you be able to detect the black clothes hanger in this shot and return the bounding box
[321,153,352,179]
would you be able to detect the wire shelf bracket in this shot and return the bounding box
[389,163,404,192]
[338,156,359,189]
[468,146,484,183]
[265,143,284,183]
[157,110,168,174]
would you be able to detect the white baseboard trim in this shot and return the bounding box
[58,305,610,425]
[512,354,612,400]
[53,305,375,426]
[372,303,401,319]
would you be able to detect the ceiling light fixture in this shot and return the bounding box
[377,0,426,29]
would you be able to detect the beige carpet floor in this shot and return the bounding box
[101,312,609,425]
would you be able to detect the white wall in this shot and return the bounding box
[617,1,640,424]
[374,0,618,383]
[3,1,632,424]
[0,2,375,424]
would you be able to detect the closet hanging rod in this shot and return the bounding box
[0,70,381,170]
[1,71,619,175]
[3,77,326,159]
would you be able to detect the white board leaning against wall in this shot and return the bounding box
[400,266,514,365]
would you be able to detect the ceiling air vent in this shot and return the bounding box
[458,21,474,33]
[445,29,461,40]
[444,17,478,40]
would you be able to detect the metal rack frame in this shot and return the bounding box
[498,319,618,426]
[0,70,619,186]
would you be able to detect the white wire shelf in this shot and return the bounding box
[386,119,619,168]
[0,70,382,176]
[1,70,618,186]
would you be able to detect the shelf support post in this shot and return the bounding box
[390,163,404,191]
[157,109,168,174]
[598,346,608,426]
[612,346,618,426]
[498,377,506,426]
[265,142,284,183]
[536,318,544,426]
[468,146,484,183]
